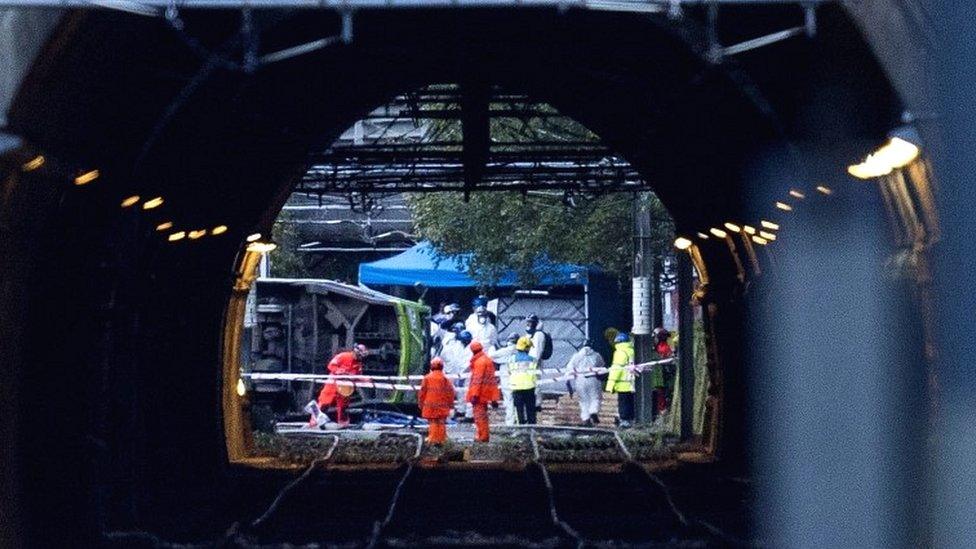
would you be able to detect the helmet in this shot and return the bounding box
[525,313,539,323]
[614,333,630,343]
[469,341,484,353]
[353,344,369,357]
[457,330,473,345]
[430,357,445,370]
[451,322,465,334]
[506,332,520,344]
[472,295,488,308]
[516,336,534,351]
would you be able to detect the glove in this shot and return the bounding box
[490,401,499,409]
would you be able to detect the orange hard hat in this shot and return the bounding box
[430,357,445,370]
[469,341,483,353]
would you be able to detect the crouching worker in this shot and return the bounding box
[419,357,456,445]
[466,341,501,442]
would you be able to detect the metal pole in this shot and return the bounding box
[677,251,694,440]
[633,193,654,424]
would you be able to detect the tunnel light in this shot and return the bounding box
[236,378,247,397]
[120,195,141,208]
[789,189,806,199]
[188,229,207,240]
[761,220,780,230]
[246,232,262,242]
[816,185,833,195]
[211,225,228,235]
[759,231,777,241]
[752,236,769,246]
[775,202,793,211]
[156,221,174,232]
[724,222,741,233]
[742,225,757,235]
[168,231,186,242]
[848,156,892,180]
[875,137,920,169]
[74,170,99,186]
[674,237,693,250]
[709,227,728,239]
[247,241,278,253]
[142,196,164,210]
[696,232,709,240]
[21,155,45,171]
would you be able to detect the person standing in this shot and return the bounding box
[466,341,501,442]
[489,333,520,425]
[567,342,606,426]
[439,329,474,419]
[651,327,673,420]
[605,333,636,428]
[316,344,368,426]
[418,357,455,445]
[510,336,539,425]
[524,314,548,410]
[466,306,499,349]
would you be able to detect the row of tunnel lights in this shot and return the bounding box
[20,154,277,254]
[23,134,919,259]
[671,136,921,255]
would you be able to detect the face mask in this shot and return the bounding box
[478,315,487,325]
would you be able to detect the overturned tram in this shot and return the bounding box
[241,278,429,425]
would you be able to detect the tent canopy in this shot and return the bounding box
[359,241,589,288]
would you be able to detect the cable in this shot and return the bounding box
[364,460,416,549]
[248,434,340,530]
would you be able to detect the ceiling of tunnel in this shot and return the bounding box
[6,4,901,252]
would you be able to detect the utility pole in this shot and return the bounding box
[632,193,654,424]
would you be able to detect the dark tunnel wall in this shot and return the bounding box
[0,5,911,544]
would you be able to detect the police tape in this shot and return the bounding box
[242,357,676,393]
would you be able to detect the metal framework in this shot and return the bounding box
[295,86,648,197]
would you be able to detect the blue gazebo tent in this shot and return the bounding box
[358,242,628,371]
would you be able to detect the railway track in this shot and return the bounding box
[224,428,741,548]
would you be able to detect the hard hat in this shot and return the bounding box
[472,295,488,308]
[525,313,539,323]
[516,336,533,351]
[457,330,473,345]
[451,322,465,334]
[470,341,483,353]
[430,357,445,370]
[354,343,369,356]
[614,333,630,343]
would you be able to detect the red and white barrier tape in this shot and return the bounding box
[243,357,675,393]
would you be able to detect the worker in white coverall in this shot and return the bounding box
[489,332,520,425]
[524,314,547,409]
[566,343,606,426]
[466,306,499,349]
[439,328,474,419]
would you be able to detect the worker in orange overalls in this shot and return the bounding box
[317,344,367,426]
[465,341,501,442]
[418,357,456,445]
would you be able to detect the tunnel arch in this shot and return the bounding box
[0,3,920,544]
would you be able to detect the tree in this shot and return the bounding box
[408,191,673,288]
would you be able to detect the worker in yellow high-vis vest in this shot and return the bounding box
[509,336,538,424]
[605,332,636,428]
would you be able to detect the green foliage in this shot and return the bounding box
[408,191,673,288]
[268,210,307,278]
